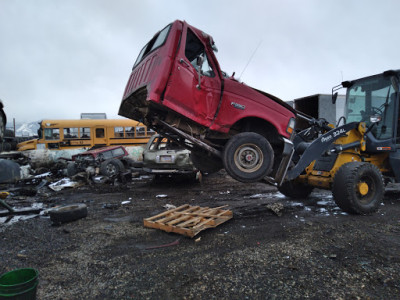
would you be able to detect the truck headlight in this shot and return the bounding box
[286,118,296,138]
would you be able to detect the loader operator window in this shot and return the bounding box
[185,29,215,77]
[346,76,396,140]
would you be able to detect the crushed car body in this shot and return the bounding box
[67,145,133,178]
[141,134,196,175]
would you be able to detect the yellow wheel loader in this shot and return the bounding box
[275,70,400,215]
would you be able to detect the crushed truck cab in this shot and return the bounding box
[119,20,296,183]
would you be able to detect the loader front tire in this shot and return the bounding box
[223,132,274,183]
[278,180,314,199]
[332,162,384,215]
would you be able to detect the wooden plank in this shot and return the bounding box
[145,204,190,221]
[177,216,203,228]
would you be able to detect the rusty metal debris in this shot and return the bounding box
[143,204,233,238]
[0,191,42,217]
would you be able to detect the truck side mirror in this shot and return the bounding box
[196,54,204,68]
[196,54,204,89]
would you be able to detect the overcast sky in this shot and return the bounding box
[1,0,399,123]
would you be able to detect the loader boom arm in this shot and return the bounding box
[282,122,359,182]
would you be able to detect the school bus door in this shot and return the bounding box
[94,127,107,146]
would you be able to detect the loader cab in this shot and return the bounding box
[343,71,400,152]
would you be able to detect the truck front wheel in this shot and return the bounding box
[223,132,274,183]
[100,159,125,177]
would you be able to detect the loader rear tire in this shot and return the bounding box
[278,180,314,199]
[332,162,384,215]
[223,132,274,183]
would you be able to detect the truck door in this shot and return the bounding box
[163,24,222,128]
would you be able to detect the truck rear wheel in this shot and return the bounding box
[332,162,384,215]
[191,151,223,174]
[223,132,274,183]
[278,180,314,199]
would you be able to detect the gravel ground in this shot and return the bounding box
[1,171,400,299]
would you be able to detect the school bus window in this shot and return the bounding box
[114,127,124,138]
[136,126,145,137]
[125,127,135,138]
[96,128,105,138]
[80,128,90,138]
[44,128,60,140]
[64,128,79,139]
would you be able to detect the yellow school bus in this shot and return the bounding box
[17,119,155,151]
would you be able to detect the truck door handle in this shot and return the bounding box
[179,58,191,68]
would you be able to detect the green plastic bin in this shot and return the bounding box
[0,268,38,300]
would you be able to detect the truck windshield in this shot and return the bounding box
[346,75,397,139]
[133,24,172,68]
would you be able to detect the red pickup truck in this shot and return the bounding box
[119,20,296,183]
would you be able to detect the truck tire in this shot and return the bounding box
[100,158,125,177]
[67,162,78,177]
[191,151,223,174]
[332,162,384,215]
[278,180,314,199]
[223,132,274,183]
[49,204,88,225]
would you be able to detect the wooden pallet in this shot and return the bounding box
[143,204,233,238]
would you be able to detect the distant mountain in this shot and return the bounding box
[6,121,40,137]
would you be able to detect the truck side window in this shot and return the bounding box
[133,24,172,68]
[185,29,215,77]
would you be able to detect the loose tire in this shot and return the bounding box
[332,162,384,215]
[278,180,314,199]
[66,162,78,177]
[100,158,125,177]
[49,204,88,224]
[191,151,223,174]
[223,132,274,183]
